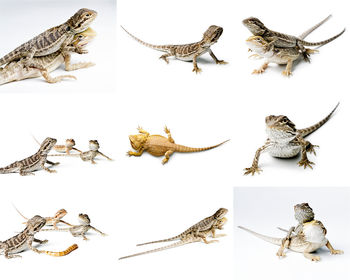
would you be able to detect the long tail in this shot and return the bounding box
[44,244,78,257]
[12,204,29,222]
[42,227,70,232]
[137,234,181,246]
[297,103,339,137]
[300,28,345,46]
[119,240,191,260]
[48,154,80,157]
[121,26,169,52]
[174,139,229,153]
[298,15,332,40]
[238,226,282,246]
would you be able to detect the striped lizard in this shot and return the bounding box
[0,28,96,85]
[121,25,227,73]
[0,8,97,70]
[239,203,343,261]
[244,104,338,175]
[0,215,78,258]
[128,126,229,164]
[0,137,59,176]
[119,208,228,260]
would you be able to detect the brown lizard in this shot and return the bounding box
[0,137,59,176]
[244,104,338,175]
[239,203,343,261]
[242,16,345,55]
[121,25,227,73]
[53,139,82,154]
[0,28,96,85]
[119,208,228,260]
[49,140,112,164]
[0,8,97,70]
[127,126,229,164]
[14,206,72,230]
[0,215,77,258]
[42,213,106,241]
[246,35,318,76]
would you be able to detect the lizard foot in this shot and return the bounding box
[306,144,319,156]
[6,254,22,259]
[276,251,286,258]
[252,68,265,74]
[298,158,314,169]
[164,126,171,134]
[244,166,262,176]
[216,60,228,65]
[282,70,292,77]
[159,55,169,64]
[331,249,344,255]
[192,66,202,74]
[162,158,169,165]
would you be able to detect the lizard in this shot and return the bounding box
[244,103,338,175]
[121,25,227,73]
[0,215,78,258]
[0,28,96,85]
[238,203,343,261]
[14,206,72,230]
[49,140,112,164]
[127,126,229,164]
[242,15,345,56]
[53,139,82,154]
[119,208,228,260]
[0,8,97,71]
[246,35,318,76]
[42,213,106,241]
[0,137,59,176]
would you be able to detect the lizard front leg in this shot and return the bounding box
[192,54,202,74]
[97,151,113,161]
[276,226,295,257]
[326,241,344,255]
[64,53,95,71]
[209,49,227,65]
[46,160,59,166]
[252,61,269,74]
[40,69,76,83]
[303,252,321,262]
[282,59,294,77]
[33,238,48,244]
[244,141,271,175]
[297,136,315,169]
[137,126,150,136]
[164,126,175,143]
[162,150,174,164]
[127,148,144,157]
[40,162,57,173]
[27,238,45,255]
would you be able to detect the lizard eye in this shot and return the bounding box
[85,14,91,17]
[66,26,71,32]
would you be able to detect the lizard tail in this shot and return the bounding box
[41,227,70,232]
[121,26,168,52]
[300,28,345,46]
[12,204,29,221]
[136,234,182,246]
[48,154,80,157]
[174,139,230,153]
[297,103,339,137]
[238,226,282,246]
[119,240,190,260]
[44,244,78,257]
[298,15,332,40]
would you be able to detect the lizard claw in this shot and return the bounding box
[244,166,262,176]
[307,144,319,156]
[331,249,344,255]
[192,67,202,74]
[216,60,228,65]
[298,159,314,169]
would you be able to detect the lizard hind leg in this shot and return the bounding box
[252,61,269,74]
[40,70,76,84]
[64,54,95,72]
[326,241,344,255]
[164,126,175,143]
[162,150,174,164]
[159,53,171,64]
[282,59,293,77]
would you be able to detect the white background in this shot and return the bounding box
[0,0,349,279]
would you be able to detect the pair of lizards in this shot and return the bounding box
[243,15,345,76]
[0,215,78,259]
[239,203,343,261]
[121,16,344,74]
[0,8,97,85]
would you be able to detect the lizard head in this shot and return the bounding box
[65,139,76,148]
[27,215,46,234]
[54,209,68,219]
[40,137,57,155]
[78,213,91,225]
[71,27,97,50]
[265,115,297,141]
[214,208,228,220]
[128,134,148,150]
[215,217,227,229]
[67,8,98,33]
[294,203,315,223]
[89,140,100,151]
[202,25,223,46]
[246,35,269,53]
[242,17,267,36]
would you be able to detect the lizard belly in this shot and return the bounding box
[176,49,209,61]
[9,242,29,254]
[268,143,301,158]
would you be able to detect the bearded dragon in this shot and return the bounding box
[121,25,227,73]
[127,126,229,164]
[244,104,338,175]
[238,203,343,261]
[0,137,59,176]
[42,213,106,241]
[0,215,78,258]
[242,16,345,55]
[119,208,228,260]
[0,8,97,70]
[0,28,96,85]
